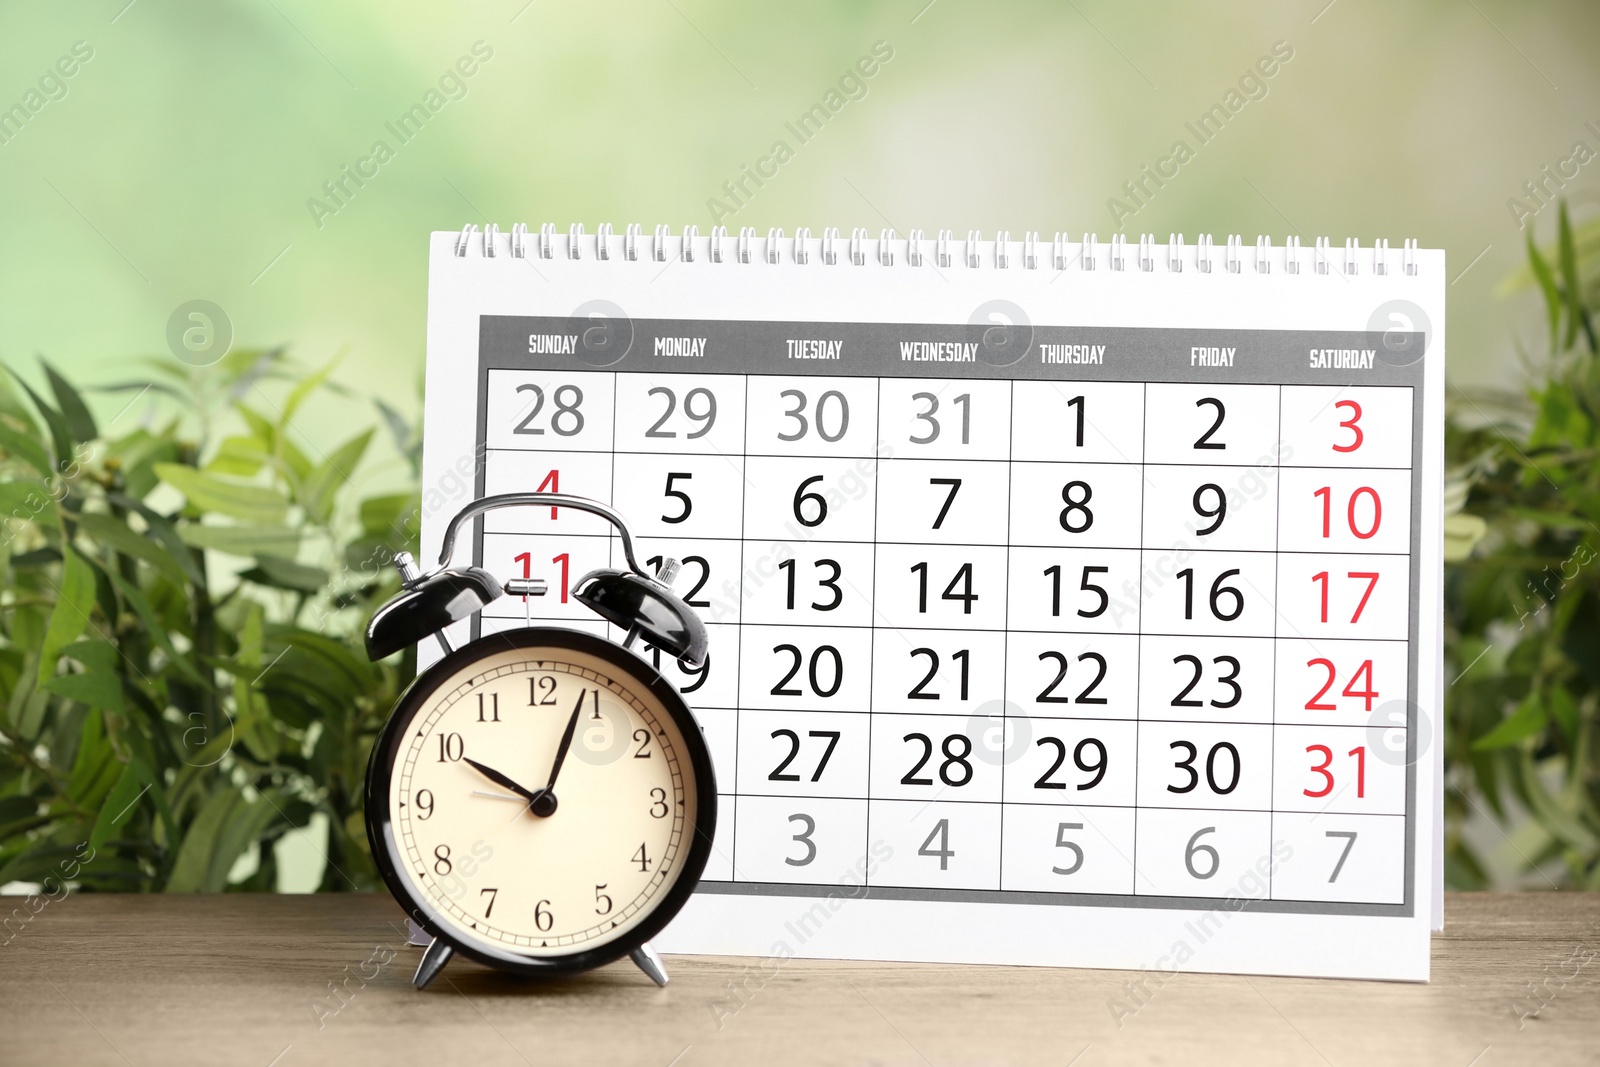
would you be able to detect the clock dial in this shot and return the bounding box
[380,640,701,959]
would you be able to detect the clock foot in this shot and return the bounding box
[630,942,669,987]
[413,938,454,990]
[406,919,434,947]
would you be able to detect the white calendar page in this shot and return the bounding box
[420,228,1444,981]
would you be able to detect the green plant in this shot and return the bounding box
[1445,202,1600,889]
[0,349,419,893]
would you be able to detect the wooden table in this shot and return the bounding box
[3,893,1596,1066]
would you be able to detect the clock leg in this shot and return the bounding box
[413,938,454,990]
[630,942,669,987]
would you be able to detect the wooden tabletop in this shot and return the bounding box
[3,893,1596,1066]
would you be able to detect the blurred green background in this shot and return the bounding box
[2,0,1598,409]
[2,1,1599,898]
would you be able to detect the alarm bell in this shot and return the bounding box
[364,493,707,670]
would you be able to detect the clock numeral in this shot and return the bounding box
[479,887,498,918]
[477,693,500,723]
[632,728,653,759]
[530,676,558,707]
[594,884,613,915]
[534,899,554,932]
[415,789,434,820]
[633,843,652,873]
[433,845,452,876]
[436,733,464,763]
[918,818,954,870]
[649,787,669,818]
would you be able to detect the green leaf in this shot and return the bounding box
[1546,686,1578,741]
[38,548,96,684]
[73,511,190,586]
[178,522,301,557]
[101,567,204,684]
[66,706,119,807]
[359,492,416,538]
[41,670,125,712]
[240,554,328,593]
[1473,691,1548,750]
[165,786,245,892]
[1527,230,1562,352]
[0,481,59,529]
[107,493,202,583]
[41,360,97,444]
[0,422,52,475]
[8,370,74,471]
[205,435,272,478]
[89,760,147,852]
[1558,201,1582,351]
[280,352,342,427]
[300,429,371,523]
[154,463,288,524]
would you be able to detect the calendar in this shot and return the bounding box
[420,225,1444,981]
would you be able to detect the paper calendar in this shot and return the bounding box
[420,225,1444,981]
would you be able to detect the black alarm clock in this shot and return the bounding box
[363,492,717,989]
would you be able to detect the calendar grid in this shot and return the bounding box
[469,317,1425,917]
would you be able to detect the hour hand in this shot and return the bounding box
[463,758,545,806]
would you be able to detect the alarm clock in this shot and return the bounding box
[362,492,717,989]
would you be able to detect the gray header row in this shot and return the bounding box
[479,315,1429,386]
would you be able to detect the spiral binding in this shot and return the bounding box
[453,225,1423,276]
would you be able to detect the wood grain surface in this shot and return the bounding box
[2,892,1597,1066]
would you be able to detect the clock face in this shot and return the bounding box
[370,630,712,969]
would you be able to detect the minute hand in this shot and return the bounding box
[544,694,585,793]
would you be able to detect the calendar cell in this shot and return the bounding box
[633,621,739,709]
[611,452,746,540]
[1278,386,1413,469]
[732,796,868,886]
[1276,467,1412,554]
[1274,553,1410,640]
[736,710,869,799]
[867,799,1001,890]
[1135,722,1272,812]
[999,803,1136,895]
[1007,461,1144,549]
[1137,636,1275,725]
[745,375,882,458]
[739,540,876,628]
[873,544,1009,630]
[741,455,880,543]
[613,373,748,456]
[631,535,743,626]
[738,624,872,713]
[868,713,1002,803]
[691,706,739,798]
[1004,631,1139,720]
[1003,718,1137,808]
[482,450,614,535]
[1132,808,1275,899]
[878,378,1013,461]
[871,629,1007,718]
[1140,464,1280,553]
[480,532,610,623]
[1006,547,1142,634]
[1273,639,1408,727]
[1272,725,1405,815]
[875,458,1011,546]
[1010,380,1145,464]
[1269,813,1404,904]
[1138,550,1277,638]
[484,369,616,452]
[1142,384,1281,467]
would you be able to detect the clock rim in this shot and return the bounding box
[365,625,718,977]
